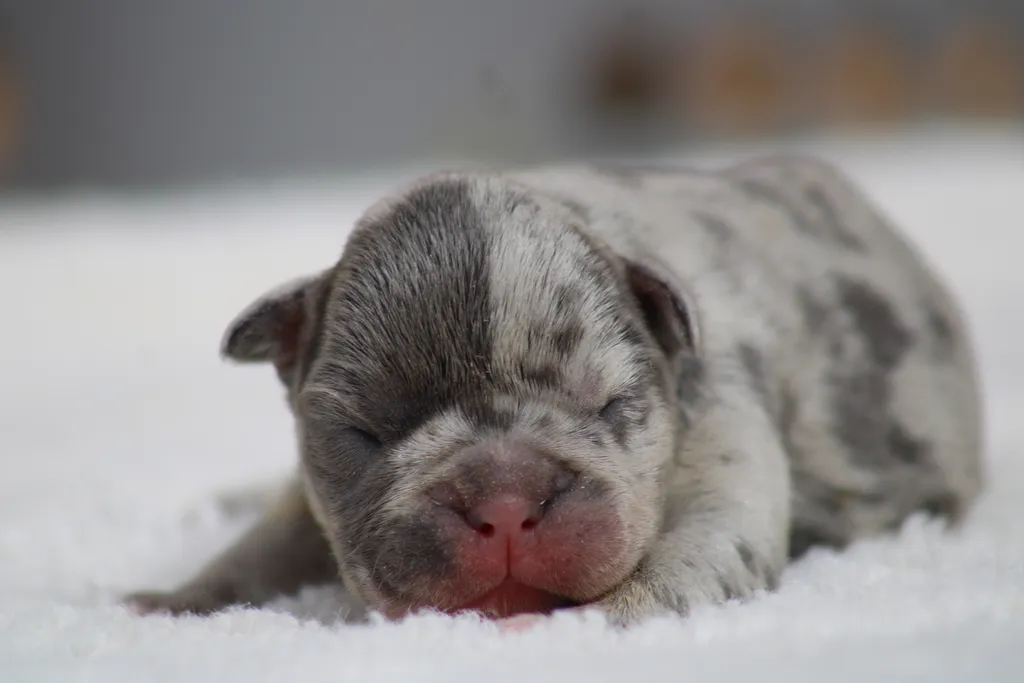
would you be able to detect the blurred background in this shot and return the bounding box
[2,6,1024,655]
[0,0,1020,190]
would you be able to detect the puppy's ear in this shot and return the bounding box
[220,270,332,384]
[621,255,701,360]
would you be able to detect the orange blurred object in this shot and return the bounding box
[677,19,795,135]
[815,24,921,126]
[0,50,19,178]
[931,19,1023,118]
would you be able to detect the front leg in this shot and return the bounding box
[591,394,792,626]
[126,477,339,616]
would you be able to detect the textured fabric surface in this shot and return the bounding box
[2,131,1022,682]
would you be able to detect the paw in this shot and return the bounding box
[585,581,677,627]
[124,583,243,617]
[579,560,768,627]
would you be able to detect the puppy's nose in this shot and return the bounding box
[465,495,545,538]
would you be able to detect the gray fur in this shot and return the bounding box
[127,155,984,626]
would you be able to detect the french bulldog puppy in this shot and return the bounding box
[127,155,984,626]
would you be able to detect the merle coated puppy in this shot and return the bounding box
[127,156,984,626]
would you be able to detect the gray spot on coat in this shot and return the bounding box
[736,178,864,251]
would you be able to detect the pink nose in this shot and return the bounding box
[465,495,545,538]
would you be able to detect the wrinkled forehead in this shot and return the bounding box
[310,177,650,434]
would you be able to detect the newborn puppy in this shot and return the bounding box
[127,156,984,626]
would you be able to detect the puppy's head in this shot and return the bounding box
[222,175,702,619]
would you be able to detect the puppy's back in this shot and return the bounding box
[512,156,984,554]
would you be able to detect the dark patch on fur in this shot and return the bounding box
[782,359,869,560]
[734,178,809,232]
[635,400,652,429]
[836,277,912,369]
[920,493,962,521]
[619,322,648,349]
[823,274,921,473]
[691,210,734,246]
[796,287,831,334]
[788,358,938,560]
[675,354,706,430]
[553,284,583,317]
[737,343,770,406]
[777,385,799,453]
[520,363,561,389]
[535,414,555,431]
[551,323,585,358]
[600,394,646,449]
[927,307,953,342]
[802,185,866,251]
[676,355,705,404]
[926,306,956,358]
[828,368,892,466]
[736,541,758,577]
[827,276,917,470]
[736,177,863,250]
[788,523,848,560]
[718,576,738,601]
[575,476,611,502]
[886,423,932,465]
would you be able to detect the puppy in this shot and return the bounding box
[127,155,984,626]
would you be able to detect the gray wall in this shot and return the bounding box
[1,0,713,188]
[0,0,1010,188]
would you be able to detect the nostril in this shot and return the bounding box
[464,496,545,538]
[466,508,497,537]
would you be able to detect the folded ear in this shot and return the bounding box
[220,270,333,386]
[619,252,701,361]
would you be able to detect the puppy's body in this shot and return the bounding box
[129,156,983,625]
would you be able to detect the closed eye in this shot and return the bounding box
[598,396,626,423]
[345,426,383,450]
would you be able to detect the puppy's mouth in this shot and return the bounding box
[447,579,576,619]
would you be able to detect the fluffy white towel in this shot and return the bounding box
[2,129,1022,682]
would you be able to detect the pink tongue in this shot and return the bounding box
[454,580,567,619]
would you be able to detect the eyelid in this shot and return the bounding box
[346,424,382,442]
[297,385,347,419]
[298,392,383,448]
[599,395,626,420]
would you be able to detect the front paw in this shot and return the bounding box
[579,559,772,627]
[124,583,243,617]
[584,580,678,627]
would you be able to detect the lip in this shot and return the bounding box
[447,579,574,619]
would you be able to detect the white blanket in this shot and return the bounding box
[2,130,1022,682]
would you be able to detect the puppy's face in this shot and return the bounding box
[223,175,700,619]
